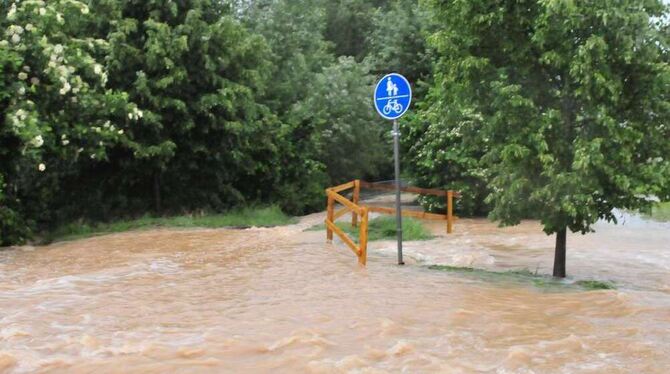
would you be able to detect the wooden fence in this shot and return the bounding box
[325,180,460,265]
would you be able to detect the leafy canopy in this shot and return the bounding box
[422,0,670,234]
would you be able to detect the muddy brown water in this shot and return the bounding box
[1,210,669,373]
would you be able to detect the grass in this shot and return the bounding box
[44,205,297,244]
[574,280,616,290]
[646,202,670,222]
[427,265,616,291]
[307,216,434,242]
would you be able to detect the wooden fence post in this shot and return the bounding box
[359,207,369,266]
[352,180,360,227]
[447,190,454,234]
[326,191,334,241]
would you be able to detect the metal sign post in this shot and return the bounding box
[373,73,412,266]
[392,119,404,265]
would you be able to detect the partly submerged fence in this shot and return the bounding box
[325,180,460,265]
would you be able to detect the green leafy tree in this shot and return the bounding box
[291,57,389,184]
[234,0,335,213]
[424,0,670,276]
[237,0,333,113]
[96,0,282,214]
[366,0,433,84]
[323,0,387,60]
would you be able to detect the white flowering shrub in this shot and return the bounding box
[1,0,139,243]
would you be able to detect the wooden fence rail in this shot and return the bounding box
[326,186,369,265]
[325,180,461,266]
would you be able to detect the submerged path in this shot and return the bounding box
[0,212,669,373]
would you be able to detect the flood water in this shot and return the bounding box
[1,209,669,373]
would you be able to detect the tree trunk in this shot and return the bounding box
[553,228,567,278]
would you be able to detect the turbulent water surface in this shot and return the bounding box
[1,209,669,373]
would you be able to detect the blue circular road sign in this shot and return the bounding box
[374,73,412,120]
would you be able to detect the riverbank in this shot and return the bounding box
[40,206,297,244]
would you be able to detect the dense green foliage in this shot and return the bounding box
[1,0,132,244]
[0,0,401,245]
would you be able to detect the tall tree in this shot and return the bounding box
[234,0,334,213]
[323,0,387,60]
[97,0,281,214]
[423,0,670,276]
[291,57,389,184]
[366,0,433,84]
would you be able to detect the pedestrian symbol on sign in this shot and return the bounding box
[386,77,399,96]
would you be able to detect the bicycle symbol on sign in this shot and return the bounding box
[382,99,404,115]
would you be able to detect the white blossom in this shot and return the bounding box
[26,24,34,32]
[93,64,103,75]
[38,163,46,172]
[18,86,25,95]
[7,4,16,19]
[18,72,28,80]
[9,25,23,35]
[59,82,71,95]
[54,44,64,54]
[62,139,70,146]
[118,129,124,135]
[30,77,40,86]
[11,34,21,44]
[39,8,47,16]
[31,135,44,148]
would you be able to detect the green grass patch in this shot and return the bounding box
[427,265,616,291]
[44,206,297,244]
[645,202,670,222]
[574,280,616,290]
[307,216,433,242]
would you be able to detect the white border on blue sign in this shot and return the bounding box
[373,73,412,120]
